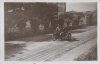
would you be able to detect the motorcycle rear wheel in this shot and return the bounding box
[67,33,71,40]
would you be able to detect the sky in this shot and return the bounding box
[66,2,97,12]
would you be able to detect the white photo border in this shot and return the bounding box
[0,0,100,64]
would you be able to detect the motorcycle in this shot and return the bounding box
[52,30,71,41]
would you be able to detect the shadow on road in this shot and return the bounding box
[5,43,26,59]
[68,38,79,42]
[60,37,79,42]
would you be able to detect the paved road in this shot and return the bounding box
[5,26,97,61]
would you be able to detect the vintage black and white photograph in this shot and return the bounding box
[4,2,97,61]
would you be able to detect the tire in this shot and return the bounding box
[68,33,71,40]
[52,34,57,41]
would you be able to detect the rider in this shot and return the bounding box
[55,24,63,36]
[60,25,69,38]
[54,24,70,40]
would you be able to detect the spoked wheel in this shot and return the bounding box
[66,32,71,40]
[52,34,57,41]
[67,33,71,40]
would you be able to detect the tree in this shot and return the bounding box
[5,3,58,33]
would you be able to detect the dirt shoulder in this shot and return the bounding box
[74,45,97,61]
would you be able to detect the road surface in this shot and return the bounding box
[5,26,97,61]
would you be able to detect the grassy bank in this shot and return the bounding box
[75,45,97,61]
